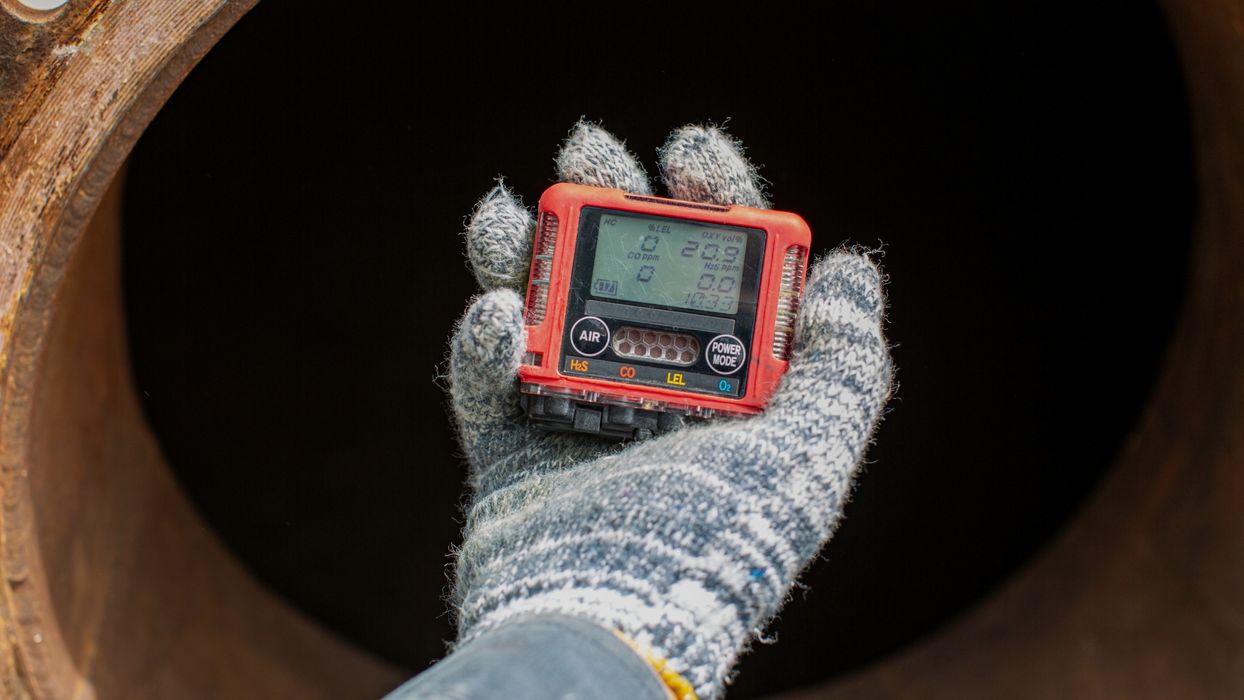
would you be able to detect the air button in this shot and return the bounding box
[569,316,610,357]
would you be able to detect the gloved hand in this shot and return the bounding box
[448,121,893,699]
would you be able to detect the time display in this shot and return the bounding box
[590,214,751,314]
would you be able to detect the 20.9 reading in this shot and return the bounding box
[678,239,740,311]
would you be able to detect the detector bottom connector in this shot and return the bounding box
[518,383,719,440]
[519,394,686,440]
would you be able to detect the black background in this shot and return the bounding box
[122,2,1194,696]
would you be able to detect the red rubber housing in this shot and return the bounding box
[519,183,811,417]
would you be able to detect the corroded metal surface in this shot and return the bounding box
[0,0,1239,698]
[0,1,401,697]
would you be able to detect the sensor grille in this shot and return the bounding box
[612,327,699,366]
[772,245,807,359]
[525,211,559,324]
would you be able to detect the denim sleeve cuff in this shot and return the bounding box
[384,614,670,700]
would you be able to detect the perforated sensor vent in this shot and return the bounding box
[613,327,700,366]
[525,211,559,324]
[772,245,807,359]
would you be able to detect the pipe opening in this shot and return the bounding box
[92,1,1198,696]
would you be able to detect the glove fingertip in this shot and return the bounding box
[659,124,770,209]
[798,250,887,331]
[451,288,527,388]
[466,182,533,291]
[557,119,653,195]
[764,250,894,434]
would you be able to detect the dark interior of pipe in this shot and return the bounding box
[120,2,1194,696]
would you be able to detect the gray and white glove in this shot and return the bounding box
[448,121,893,699]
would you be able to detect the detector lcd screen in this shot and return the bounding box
[589,214,751,315]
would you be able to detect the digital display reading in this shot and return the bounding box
[590,214,751,314]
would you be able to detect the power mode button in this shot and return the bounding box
[705,334,747,375]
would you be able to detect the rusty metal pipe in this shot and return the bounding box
[0,1,1239,698]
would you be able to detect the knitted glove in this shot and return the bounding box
[448,121,893,699]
